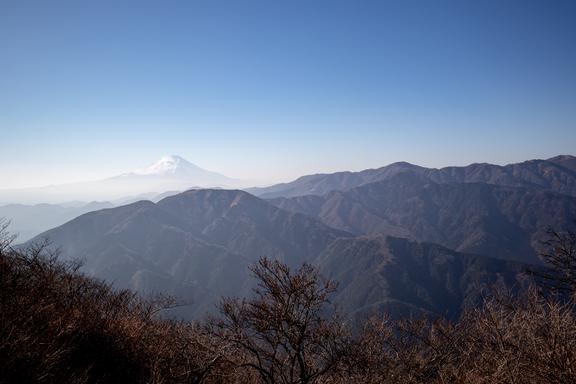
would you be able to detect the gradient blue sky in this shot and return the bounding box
[1,0,575,187]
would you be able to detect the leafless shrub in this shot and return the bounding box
[0,218,17,253]
[208,257,351,384]
[527,229,576,294]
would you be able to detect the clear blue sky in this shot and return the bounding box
[1,0,575,187]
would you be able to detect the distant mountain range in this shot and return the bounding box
[22,155,576,321]
[249,155,576,198]
[0,201,114,241]
[270,172,576,264]
[0,155,244,204]
[0,190,183,241]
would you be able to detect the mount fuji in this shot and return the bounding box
[111,155,240,190]
[0,156,243,204]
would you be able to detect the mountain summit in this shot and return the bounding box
[133,155,206,176]
[100,155,243,199]
[124,155,235,186]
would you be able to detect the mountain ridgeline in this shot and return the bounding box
[27,155,576,320]
[250,155,576,198]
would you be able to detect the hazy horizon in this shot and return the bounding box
[1,152,574,191]
[2,0,576,189]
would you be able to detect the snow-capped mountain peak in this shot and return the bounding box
[133,155,196,175]
[126,155,242,188]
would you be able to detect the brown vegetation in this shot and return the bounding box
[0,219,225,384]
[342,289,576,384]
[527,228,576,293]
[1,220,576,383]
[208,258,350,384]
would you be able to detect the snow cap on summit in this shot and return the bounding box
[134,155,196,175]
